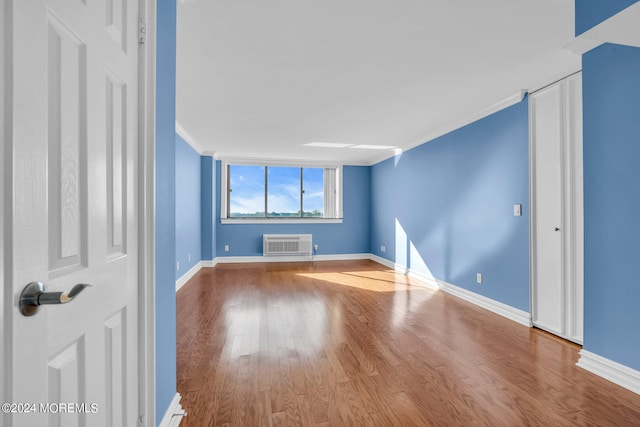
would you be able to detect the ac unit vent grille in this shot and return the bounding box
[263,234,312,256]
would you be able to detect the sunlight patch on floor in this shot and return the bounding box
[296,269,435,293]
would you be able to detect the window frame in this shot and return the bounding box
[220,159,343,224]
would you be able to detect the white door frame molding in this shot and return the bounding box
[138,0,157,425]
[1,0,11,417]
[562,73,584,344]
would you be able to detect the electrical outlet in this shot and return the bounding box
[188,253,191,262]
[476,273,482,284]
[381,245,386,252]
[224,245,229,252]
[176,261,180,271]
[314,244,318,251]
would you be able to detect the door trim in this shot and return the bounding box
[563,74,584,344]
[528,83,538,335]
[138,0,156,426]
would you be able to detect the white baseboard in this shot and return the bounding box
[175,259,219,292]
[158,392,187,427]
[368,253,401,271]
[175,261,203,292]
[368,254,439,290]
[201,259,218,268]
[315,253,372,261]
[215,253,371,264]
[368,254,531,326]
[436,279,532,327]
[175,255,371,292]
[577,350,640,395]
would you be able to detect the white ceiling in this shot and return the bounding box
[176,0,581,165]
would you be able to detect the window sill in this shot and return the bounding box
[220,218,343,225]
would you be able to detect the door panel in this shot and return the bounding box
[47,10,88,277]
[531,83,565,335]
[9,0,140,425]
[104,309,127,427]
[47,339,86,427]
[106,69,128,259]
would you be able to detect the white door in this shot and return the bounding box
[531,82,565,336]
[530,73,584,344]
[6,0,140,425]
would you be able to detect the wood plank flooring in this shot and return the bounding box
[176,260,640,426]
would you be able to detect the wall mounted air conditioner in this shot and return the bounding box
[263,234,312,256]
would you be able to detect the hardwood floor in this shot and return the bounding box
[176,260,640,426]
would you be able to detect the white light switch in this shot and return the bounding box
[513,204,522,216]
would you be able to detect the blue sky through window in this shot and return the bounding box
[229,165,324,217]
[229,165,265,216]
[268,167,300,217]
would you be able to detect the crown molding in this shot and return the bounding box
[215,154,369,167]
[175,121,207,155]
[367,90,527,166]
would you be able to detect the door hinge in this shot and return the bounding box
[138,18,147,45]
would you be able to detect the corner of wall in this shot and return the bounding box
[155,0,177,422]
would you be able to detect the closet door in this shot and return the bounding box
[530,73,583,344]
[531,82,565,336]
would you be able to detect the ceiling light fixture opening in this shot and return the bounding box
[305,142,354,148]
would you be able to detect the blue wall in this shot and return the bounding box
[175,135,201,279]
[201,157,216,260]
[575,0,639,36]
[582,43,640,371]
[156,0,177,423]
[370,99,530,311]
[158,1,640,423]
[215,164,371,256]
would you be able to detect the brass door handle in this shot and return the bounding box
[19,282,91,317]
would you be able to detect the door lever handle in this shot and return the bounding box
[19,282,91,317]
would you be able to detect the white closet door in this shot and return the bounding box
[530,73,584,344]
[531,82,565,336]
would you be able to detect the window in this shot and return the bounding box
[228,165,265,217]
[222,161,342,223]
[302,167,323,217]
[267,166,302,218]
